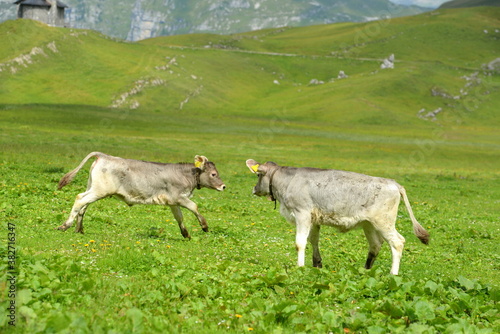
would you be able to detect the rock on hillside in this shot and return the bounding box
[1,0,429,41]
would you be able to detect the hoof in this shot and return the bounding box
[57,225,68,231]
[202,227,209,232]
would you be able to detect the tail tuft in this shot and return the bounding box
[414,224,430,245]
[57,152,102,190]
[399,185,430,245]
[58,174,73,189]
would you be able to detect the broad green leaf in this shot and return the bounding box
[414,300,435,322]
[389,276,403,290]
[367,325,387,334]
[458,276,479,291]
[16,288,32,306]
[365,277,378,289]
[379,300,404,319]
[424,280,438,295]
[18,306,37,321]
[407,323,436,333]
[322,311,339,328]
[81,278,95,291]
[126,308,144,333]
[46,312,71,332]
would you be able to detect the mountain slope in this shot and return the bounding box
[1,0,429,41]
[1,7,499,134]
[154,7,499,66]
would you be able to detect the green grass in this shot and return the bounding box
[1,7,499,333]
[155,7,499,64]
[1,103,499,333]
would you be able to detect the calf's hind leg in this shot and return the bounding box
[379,228,405,275]
[58,191,101,231]
[74,204,89,234]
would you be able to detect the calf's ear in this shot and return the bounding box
[194,155,208,169]
[246,159,263,174]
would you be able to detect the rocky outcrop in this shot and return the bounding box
[0,0,16,23]
[337,70,348,79]
[127,1,169,41]
[1,0,429,41]
[0,41,60,74]
[380,54,395,69]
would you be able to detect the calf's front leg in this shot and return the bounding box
[294,211,312,267]
[177,198,209,232]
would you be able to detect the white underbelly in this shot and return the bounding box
[311,209,363,232]
[115,193,171,206]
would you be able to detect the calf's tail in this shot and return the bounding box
[399,185,430,245]
[58,152,103,190]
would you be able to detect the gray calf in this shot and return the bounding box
[57,152,225,238]
[246,159,429,275]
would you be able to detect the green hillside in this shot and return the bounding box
[1,8,498,150]
[2,8,499,116]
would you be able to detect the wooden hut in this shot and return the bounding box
[14,0,68,27]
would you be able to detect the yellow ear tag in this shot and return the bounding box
[194,161,202,168]
[251,164,260,172]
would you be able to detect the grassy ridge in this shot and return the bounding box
[156,7,499,63]
[439,0,500,9]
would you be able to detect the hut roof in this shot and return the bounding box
[13,0,68,8]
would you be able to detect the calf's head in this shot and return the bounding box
[245,159,278,197]
[195,155,226,191]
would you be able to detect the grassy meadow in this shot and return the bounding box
[1,7,499,333]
